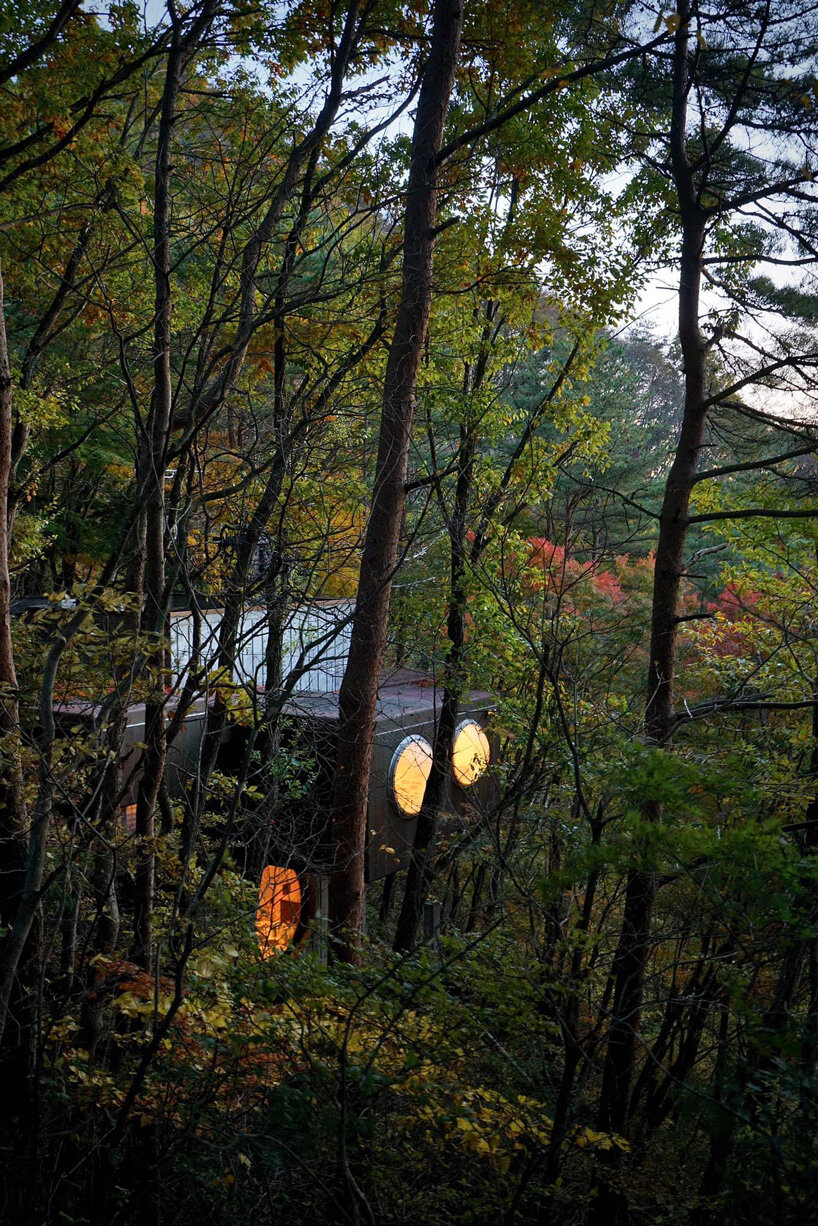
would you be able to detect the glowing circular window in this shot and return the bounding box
[452,719,490,788]
[256,866,302,956]
[389,734,434,817]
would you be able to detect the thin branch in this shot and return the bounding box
[0,0,83,86]
[437,31,671,164]
[693,443,817,484]
[672,698,817,730]
[688,506,818,524]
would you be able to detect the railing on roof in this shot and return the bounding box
[170,600,354,694]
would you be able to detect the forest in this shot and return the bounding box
[1,0,818,1222]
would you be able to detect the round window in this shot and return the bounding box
[452,719,490,788]
[389,734,434,816]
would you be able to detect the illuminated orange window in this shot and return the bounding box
[123,803,138,833]
[389,734,434,817]
[256,866,302,956]
[452,719,490,788]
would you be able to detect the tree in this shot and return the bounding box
[328,0,464,962]
[592,3,818,1218]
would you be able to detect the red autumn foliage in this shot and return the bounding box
[700,582,763,657]
[526,538,627,605]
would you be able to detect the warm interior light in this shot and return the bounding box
[256,866,302,956]
[389,734,434,816]
[452,719,490,787]
[123,803,138,833]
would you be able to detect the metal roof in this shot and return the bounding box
[285,667,492,728]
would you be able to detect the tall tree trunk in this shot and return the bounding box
[132,22,186,970]
[328,0,463,963]
[393,426,475,950]
[131,0,221,968]
[0,264,32,1138]
[393,299,498,952]
[79,710,126,1062]
[592,8,706,1218]
[0,610,86,1042]
[0,263,26,918]
[250,547,290,877]
[0,268,26,864]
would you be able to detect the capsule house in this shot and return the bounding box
[52,600,496,958]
